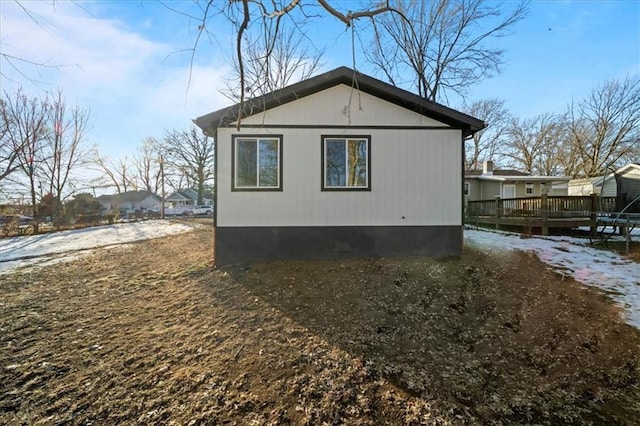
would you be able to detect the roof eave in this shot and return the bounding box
[194,66,485,135]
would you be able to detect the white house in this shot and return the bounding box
[165,188,214,207]
[194,66,484,266]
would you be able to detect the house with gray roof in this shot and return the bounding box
[165,188,214,207]
[465,161,570,202]
[97,190,162,214]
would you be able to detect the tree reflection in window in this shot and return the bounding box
[324,137,369,189]
[234,137,281,189]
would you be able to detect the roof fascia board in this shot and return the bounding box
[194,66,484,136]
[615,163,640,175]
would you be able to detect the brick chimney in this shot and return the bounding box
[482,160,494,175]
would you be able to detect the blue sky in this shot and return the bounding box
[1,0,638,161]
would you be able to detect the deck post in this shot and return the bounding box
[494,196,501,231]
[541,194,549,236]
[590,193,598,233]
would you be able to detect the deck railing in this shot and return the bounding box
[466,195,618,235]
[467,195,617,218]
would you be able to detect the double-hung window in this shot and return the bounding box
[232,135,282,190]
[525,182,534,195]
[322,135,370,190]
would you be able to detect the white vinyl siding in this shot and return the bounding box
[238,85,450,128]
[217,127,462,227]
[601,178,617,197]
[602,167,640,197]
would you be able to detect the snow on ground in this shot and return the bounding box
[465,226,640,329]
[0,220,197,275]
[1,220,638,328]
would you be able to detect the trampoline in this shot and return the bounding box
[589,168,640,254]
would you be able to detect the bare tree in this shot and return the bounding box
[42,90,91,226]
[133,137,162,194]
[0,98,24,182]
[92,152,136,194]
[463,98,510,170]
[364,0,528,102]
[505,113,564,175]
[1,89,50,231]
[566,75,640,177]
[162,127,214,205]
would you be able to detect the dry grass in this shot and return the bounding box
[1,223,639,425]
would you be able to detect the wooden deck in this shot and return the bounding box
[465,195,617,235]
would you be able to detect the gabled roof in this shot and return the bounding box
[572,164,640,186]
[615,163,640,176]
[166,189,214,202]
[165,192,189,201]
[193,66,485,138]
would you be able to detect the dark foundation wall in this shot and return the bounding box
[214,226,463,267]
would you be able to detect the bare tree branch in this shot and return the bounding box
[504,113,564,175]
[1,2,81,87]
[566,74,640,177]
[463,98,510,170]
[365,0,528,102]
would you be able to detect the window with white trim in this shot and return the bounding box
[232,135,282,190]
[322,136,370,190]
[525,182,534,195]
[464,182,470,196]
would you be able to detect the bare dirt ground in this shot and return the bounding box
[1,221,639,425]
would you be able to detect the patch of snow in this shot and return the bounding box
[2,220,638,330]
[0,220,197,275]
[465,226,640,329]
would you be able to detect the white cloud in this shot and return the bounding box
[2,2,163,89]
[1,1,230,159]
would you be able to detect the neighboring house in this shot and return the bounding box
[619,164,640,214]
[464,161,570,202]
[165,188,214,207]
[607,163,640,213]
[97,190,163,214]
[194,66,484,266]
[567,164,640,198]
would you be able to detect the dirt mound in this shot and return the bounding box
[1,224,639,424]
